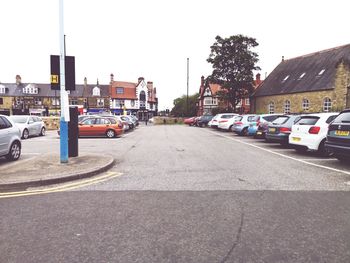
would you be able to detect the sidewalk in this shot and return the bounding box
[0,153,115,191]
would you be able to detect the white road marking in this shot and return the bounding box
[207,130,350,177]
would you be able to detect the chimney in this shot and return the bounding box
[84,77,87,86]
[147,81,153,89]
[201,76,205,86]
[282,56,285,62]
[16,75,21,85]
[255,73,262,86]
[110,73,114,83]
[154,87,157,94]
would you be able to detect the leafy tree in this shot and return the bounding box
[171,93,199,117]
[207,35,260,112]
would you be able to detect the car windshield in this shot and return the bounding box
[332,112,350,123]
[272,116,289,125]
[295,116,319,125]
[10,116,28,123]
[221,114,235,119]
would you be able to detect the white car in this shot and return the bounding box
[0,115,21,161]
[209,113,237,129]
[289,112,339,156]
[9,115,46,139]
[218,114,240,131]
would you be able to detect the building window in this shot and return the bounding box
[0,85,5,94]
[34,98,42,105]
[52,98,60,106]
[204,98,212,105]
[70,99,78,105]
[131,100,135,107]
[245,98,250,106]
[323,97,332,112]
[284,100,291,114]
[268,102,275,114]
[0,98,3,105]
[92,87,100,96]
[97,98,104,107]
[116,87,124,94]
[212,97,218,105]
[302,98,309,111]
[23,84,38,94]
[115,99,124,108]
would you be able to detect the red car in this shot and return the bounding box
[184,117,196,126]
[79,116,124,138]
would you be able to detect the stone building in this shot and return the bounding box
[252,44,350,114]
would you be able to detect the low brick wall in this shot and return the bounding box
[42,117,60,130]
[152,117,184,125]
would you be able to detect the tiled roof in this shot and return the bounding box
[209,83,221,95]
[254,44,350,97]
[110,81,137,99]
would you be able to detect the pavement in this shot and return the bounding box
[0,153,115,191]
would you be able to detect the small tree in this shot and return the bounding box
[207,35,260,112]
[171,93,199,117]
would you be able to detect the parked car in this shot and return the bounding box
[289,112,338,155]
[232,114,259,136]
[196,115,214,127]
[209,113,237,129]
[265,115,301,145]
[184,117,196,126]
[0,115,21,161]
[10,115,46,139]
[248,114,281,137]
[78,116,124,138]
[254,114,285,139]
[218,114,240,131]
[325,109,350,161]
[120,116,135,130]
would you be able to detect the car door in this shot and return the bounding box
[0,116,11,155]
[27,116,37,136]
[94,118,110,135]
[79,118,96,136]
[33,116,43,135]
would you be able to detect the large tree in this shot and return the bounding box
[171,93,199,117]
[207,35,260,112]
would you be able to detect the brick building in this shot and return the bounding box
[252,44,350,114]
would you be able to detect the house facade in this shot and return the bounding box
[0,74,158,118]
[252,44,350,114]
[109,75,158,120]
[197,74,262,116]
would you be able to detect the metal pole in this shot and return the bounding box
[59,0,68,163]
[187,58,189,117]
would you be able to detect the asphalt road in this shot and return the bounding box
[1,124,350,262]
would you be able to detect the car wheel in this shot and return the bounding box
[241,128,248,136]
[317,140,332,157]
[334,154,347,162]
[40,127,46,136]
[22,129,29,139]
[6,141,21,161]
[106,129,116,138]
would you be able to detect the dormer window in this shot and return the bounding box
[0,84,5,94]
[23,84,38,94]
[92,86,100,96]
[282,75,289,83]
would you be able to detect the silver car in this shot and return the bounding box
[10,115,46,139]
[0,115,21,161]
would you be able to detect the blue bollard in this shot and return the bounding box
[60,118,68,163]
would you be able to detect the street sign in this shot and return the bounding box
[50,55,76,90]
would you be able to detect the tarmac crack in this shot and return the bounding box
[219,206,245,263]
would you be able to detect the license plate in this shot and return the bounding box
[335,130,350,136]
[256,131,262,135]
[292,137,301,142]
[268,127,276,133]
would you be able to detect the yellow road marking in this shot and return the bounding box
[0,171,123,199]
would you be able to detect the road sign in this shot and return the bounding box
[50,55,76,90]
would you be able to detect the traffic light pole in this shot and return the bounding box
[59,0,69,163]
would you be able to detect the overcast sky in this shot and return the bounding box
[1,0,349,110]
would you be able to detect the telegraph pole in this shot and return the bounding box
[59,0,69,163]
[186,58,189,117]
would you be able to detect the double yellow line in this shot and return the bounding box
[0,171,123,199]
